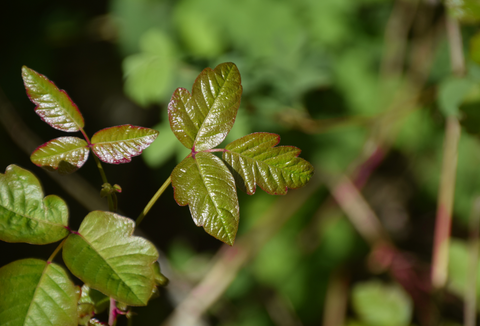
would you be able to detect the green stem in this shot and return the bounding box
[93,155,115,212]
[47,238,67,263]
[136,176,172,227]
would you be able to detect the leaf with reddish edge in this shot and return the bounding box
[168,62,242,151]
[21,66,85,132]
[0,164,69,244]
[222,132,314,195]
[171,152,239,245]
[91,125,159,164]
[31,137,90,174]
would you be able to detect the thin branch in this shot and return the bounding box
[136,176,172,227]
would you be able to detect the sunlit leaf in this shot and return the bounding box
[0,258,79,326]
[62,211,158,306]
[168,62,242,151]
[352,280,412,326]
[91,125,159,164]
[0,164,69,244]
[171,152,239,245]
[30,136,89,174]
[223,132,314,195]
[22,66,85,132]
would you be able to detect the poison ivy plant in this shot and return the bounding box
[0,62,313,325]
[169,62,314,245]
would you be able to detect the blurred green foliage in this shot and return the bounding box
[4,0,480,324]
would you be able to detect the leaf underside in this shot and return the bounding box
[171,152,239,245]
[62,211,159,306]
[91,125,159,164]
[22,66,85,132]
[223,132,314,195]
[31,136,89,174]
[0,258,79,326]
[0,164,69,244]
[168,62,242,151]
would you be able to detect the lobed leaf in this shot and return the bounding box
[62,211,159,306]
[168,62,242,151]
[171,152,239,245]
[223,132,314,195]
[31,136,90,174]
[91,125,159,164]
[22,66,85,132]
[0,258,79,326]
[0,164,69,244]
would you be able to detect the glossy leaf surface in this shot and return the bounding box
[91,125,159,164]
[0,164,69,244]
[223,133,314,195]
[0,258,78,326]
[63,211,158,306]
[22,66,85,132]
[171,152,239,245]
[31,136,89,174]
[168,62,242,151]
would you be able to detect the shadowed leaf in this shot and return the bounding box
[62,211,158,306]
[171,152,239,245]
[22,66,85,132]
[223,132,314,195]
[168,62,242,151]
[0,259,79,326]
[31,137,89,174]
[91,125,159,164]
[0,165,69,244]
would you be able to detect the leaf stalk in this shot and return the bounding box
[136,176,172,227]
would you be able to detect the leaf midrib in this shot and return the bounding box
[30,72,82,130]
[195,155,234,244]
[194,65,236,150]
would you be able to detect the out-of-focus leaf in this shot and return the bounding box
[142,120,178,168]
[91,125,159,164]
[0,164,69,244]
[168,62,242,151]
[223,132,314,195]
[30,136,89,174]
[62,211,158,306]
[123,28,177,106]
[471,32,480,65]
[0,258,79,326]
[88,319,107,326]
[79,284,109,314]
[21,66,85,132]
[438,77,474,117]
[460,101,480,136]
[446,0,480,24]
[352,280,412,326]
[171,152,239,245]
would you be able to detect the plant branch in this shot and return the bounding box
[92,155,115,211]
[431,14,464,290]
[47,238,67,263]
[136,176,172,227]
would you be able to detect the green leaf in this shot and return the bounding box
[0,258,79,326]
[0,164,69,244]
[30,136,89,174]
[470,32,480,66]
[153,261,169,286]
[168,62,242,151]
[22,66,85,132]
[62,211,159,306]
[352,280,412,326]
[142,120,178,168]
[171,152,239,245]
[446,0,480,24]
[223,132,314,195]
[91,125,159,164]
[438,77,475,117]
[77,285,109,325]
